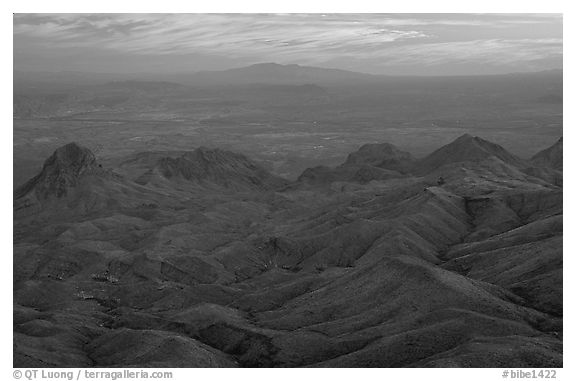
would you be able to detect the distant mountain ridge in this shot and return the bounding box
[189,62,379,86]
[14,67,563,86]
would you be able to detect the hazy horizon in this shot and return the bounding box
[12,62,564,78]
[14,13,562,76]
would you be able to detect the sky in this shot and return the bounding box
[13,13,563,76]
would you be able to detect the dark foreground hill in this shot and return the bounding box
[13,135,562,367]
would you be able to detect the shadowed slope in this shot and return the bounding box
[531,137,563,170]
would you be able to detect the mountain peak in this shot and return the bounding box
[455,133,475,141]
[416,134,525,173]
[453,133,493,147]
[48,142,96,170]
[249,62,293,68]
[531,137,563,170]
[15,142,98,199]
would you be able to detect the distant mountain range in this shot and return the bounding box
[14,64,563,88]
[13,64,563,122]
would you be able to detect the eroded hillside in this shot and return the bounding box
[13,135,563,367]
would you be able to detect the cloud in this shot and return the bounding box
[13,13,562,74]
[13,14,427,55]
[346,38,563,66]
